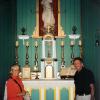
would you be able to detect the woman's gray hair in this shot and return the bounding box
[9,64,20,75]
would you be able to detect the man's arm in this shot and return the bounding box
[90,83,95,100]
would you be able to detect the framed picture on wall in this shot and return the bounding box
[32,0,66,38]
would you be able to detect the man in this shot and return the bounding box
[73,57,95,100]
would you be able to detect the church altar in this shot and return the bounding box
[23,79,75,100]
[16,1,81,99]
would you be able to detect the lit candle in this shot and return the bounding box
[79,40,82,46]
[61,41,64,46]
[26,41,29,47]
[35,41,38,47]
[70,40,75,46]
[34,66,37,71]
[16,41,19,46]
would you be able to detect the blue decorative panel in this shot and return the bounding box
[46,88,54,100]
[60,88,69,100]
[31,89,39,100]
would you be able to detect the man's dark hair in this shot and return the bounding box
[73,57,83,63]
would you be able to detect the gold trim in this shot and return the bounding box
[32,0,39,38]
[58,0,66,38]
[43,34,54,39]
[22,65,31,80]
[45,65,54,79]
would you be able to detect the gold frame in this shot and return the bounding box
[22,65,31,80]
[45,65,54,79]
[32,0,66,38]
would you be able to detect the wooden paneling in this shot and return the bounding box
[0,0,16,99]
[81,0,100,99]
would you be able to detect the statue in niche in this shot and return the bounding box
[41,0,55,29]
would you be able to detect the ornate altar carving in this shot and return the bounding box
[41,34,58,79]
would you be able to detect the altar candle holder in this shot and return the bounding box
[78,40,83,58]
[15,41,19,64]
[70,40,75,64]
[33,41,39,71]
[34,41,38,69]
[22,42,31,80]
[25,41,29,65]
[61,41,65,67]
[34,41,39,79]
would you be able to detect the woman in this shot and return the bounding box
[4,64,26,100]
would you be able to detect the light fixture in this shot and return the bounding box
[68,26,80,39]
[95,29,100,47]
[95,40,100,47]
[17,27,30,45]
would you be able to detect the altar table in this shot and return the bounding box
[23,79,75,100]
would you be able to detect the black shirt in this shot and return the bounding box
[74,67,95,95]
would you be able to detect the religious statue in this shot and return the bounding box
[41,0,55,29]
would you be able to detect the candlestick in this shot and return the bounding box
[70,46,74,64]
[26,41,29,47]
[78,40,82,46]
[61,41,64,46]
[15,42,19,64]
[70,40,75,46]
[35,41,38,47]
[78,40,83,58]
[16,41,19,47]
[25,42,29,65]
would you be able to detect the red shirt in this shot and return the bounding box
[6,76,25,100]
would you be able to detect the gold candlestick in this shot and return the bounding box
[26,41,29,47]
[16,41,19,47]
[70,43,74,64]
[33,41,39,71]
[33,41,39,79]
[61,41,65,67]
[15,41,19,64]
[61,41,64,46]
[78,40,83,58]
[25,41,29,65]
[35,41,38,47]
[70,40,75,46]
